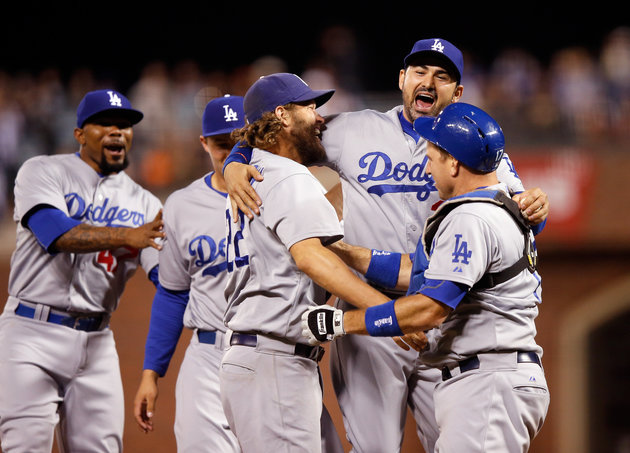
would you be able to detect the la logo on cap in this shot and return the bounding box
[223,104,239,122]
[431,39,445,53]
[107,91,123,107]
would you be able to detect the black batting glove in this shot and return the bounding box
[301,305,345,345]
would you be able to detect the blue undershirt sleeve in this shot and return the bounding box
[512,190,546,236]
[406,241,430,296]
[222,141,253,172]
[418,278,469,310]
[531,219,546,236]
[143,284,189,376]
[26,206,81,254]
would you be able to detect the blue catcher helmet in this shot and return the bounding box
[413,103,505,173]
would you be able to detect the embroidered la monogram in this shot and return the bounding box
[431,39,446,53]
[223,104,240,122]
[107,91,123,107]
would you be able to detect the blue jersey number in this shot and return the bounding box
[225,209,249,272]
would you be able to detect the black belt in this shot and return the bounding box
[230,332,325,362]
[442,351,541,381]
[15,303,107,332]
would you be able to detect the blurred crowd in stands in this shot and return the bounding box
[0,26,628,220]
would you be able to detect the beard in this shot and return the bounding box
[100,154,129,174]
[290,120,326,166]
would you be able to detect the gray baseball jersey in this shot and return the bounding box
[159,173,230,332]
[323,107,523,253]
[221,148,343,453]
[223,149,343,342]
[0,152,161,453]
[420,183,543,366]
[7,153,161,314]
[320,106,526,453]
[157,172,240,452]
[419,184,549,452]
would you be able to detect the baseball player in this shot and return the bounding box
[132,95,245,452]
[0,89,164,453]
[222,39,549,452]
[219,73,394,453]
[302,102,550,453]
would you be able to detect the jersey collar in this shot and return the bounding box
[398,111,421,143]
[204,172,228,198]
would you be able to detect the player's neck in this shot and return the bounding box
[453,173,499,197]
[267,140,303,164]
[211,171,227,193]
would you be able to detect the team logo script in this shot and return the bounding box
[358,152,436,201]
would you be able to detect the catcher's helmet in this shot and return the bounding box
[413,103,505,173]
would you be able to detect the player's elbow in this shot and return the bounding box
[403,299,451,332]
[426,302,450,329]
[294,253,322,278]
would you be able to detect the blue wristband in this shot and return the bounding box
[365,299,403,337]
[365,250,401,289]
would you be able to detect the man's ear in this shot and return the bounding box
[275,105,291,126]
[74,127,85,146]
[450,156,460,176]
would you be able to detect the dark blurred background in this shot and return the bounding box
[1,4,629,452]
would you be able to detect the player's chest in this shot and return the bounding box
[342,139,436,204]
[170,198,228,270]
[342,133,428,181]
[62,177,147,227]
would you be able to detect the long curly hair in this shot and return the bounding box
[230,104,298,150]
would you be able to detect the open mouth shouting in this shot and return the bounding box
[414,90,436,115]
[104,142,127,160]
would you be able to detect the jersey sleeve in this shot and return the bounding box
[418,278,468,309]
[262,173,343,249]
[157,195,192,291]
[423,210,497,288]
[496,154,547,236]
[496,152,525,194]
[139,192,164,274]
[14,157,69,224]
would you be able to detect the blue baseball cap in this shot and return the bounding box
[243,73,335,123]
[202,95,245,137]
[403,38,464,82]
[76,89,143,128]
